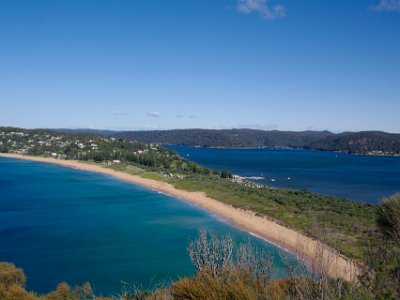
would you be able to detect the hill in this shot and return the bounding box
[306,131,400,155]
[108,129,400,155]
[111,129,335,148]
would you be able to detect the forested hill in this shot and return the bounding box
[111,129,333,148]
[306,131,400,155]
[110,129,400,155]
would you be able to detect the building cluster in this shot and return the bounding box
[366,150,399,156]
[0,130,167,162]
[230,174,264,189]
[0,130,111,158]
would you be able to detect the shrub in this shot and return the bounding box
[377,193,400,246]
[0,263,36,300]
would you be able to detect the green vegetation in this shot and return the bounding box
[377,193,400,246]
[307,131,400,155]
[170,175,376,259]
[359,194,400,299]
[109,128,333,148]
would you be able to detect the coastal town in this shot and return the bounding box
[0,128,166,162]
[0,127,226,178]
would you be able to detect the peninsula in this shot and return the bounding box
[0,127,377,280]
[1,126,399,299]
[0,152,359,282]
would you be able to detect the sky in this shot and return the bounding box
[0,0,399,133]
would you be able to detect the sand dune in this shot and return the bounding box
[0,153,361,282]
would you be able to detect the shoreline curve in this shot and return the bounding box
[0,153,361,282]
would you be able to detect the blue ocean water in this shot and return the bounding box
[168,146,400,204]
[0,158,292,295]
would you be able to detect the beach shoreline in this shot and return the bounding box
[0,153,361,282]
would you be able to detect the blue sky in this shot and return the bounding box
[1,0,399,132]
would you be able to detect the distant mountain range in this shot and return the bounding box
[59,128,400,156]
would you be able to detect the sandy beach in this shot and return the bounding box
[0,153,361,282]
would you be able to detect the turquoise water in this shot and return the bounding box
[168,146,400,204]
[0,158,291,295]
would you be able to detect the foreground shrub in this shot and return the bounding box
[377,193,400,246]
[45,281,98,300]
[0,262,37,300]
[0,262,26,288]
[172,271,274,300]
[2,227,399,299]
[182,230,376,300]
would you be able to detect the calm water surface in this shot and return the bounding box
[168,146,400,204]
[0,158,291,295]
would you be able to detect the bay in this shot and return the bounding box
[168,146,400,204]
[0,158,290,295]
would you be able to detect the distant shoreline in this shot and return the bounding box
[0,153,361,282]
[167,144,400,157]
[102,128,400,157]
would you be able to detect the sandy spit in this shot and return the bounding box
[0,153,361,282]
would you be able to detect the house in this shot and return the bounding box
[90,143,99,150]
[75,143,85,149]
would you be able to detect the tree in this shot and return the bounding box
[377,193,400,246]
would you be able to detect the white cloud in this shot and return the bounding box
[236,0,285,20]
[147,111,161,118]
[372,0,400,11]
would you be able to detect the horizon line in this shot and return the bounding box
[1,125,400,135]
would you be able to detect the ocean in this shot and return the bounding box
[168,146,400,204]
[0,157,292,295]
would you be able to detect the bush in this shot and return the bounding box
[0,263,37,300]
[0,262,26,288]
[377,193,400,246]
